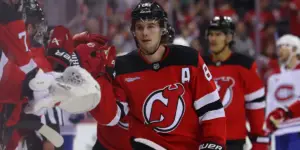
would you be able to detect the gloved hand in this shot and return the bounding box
[266,108,288,132]
[46,26,74,70]
[75,42,116,79]
[24,66,101,115]
[73,31,108,47]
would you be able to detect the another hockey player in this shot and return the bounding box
[264,34,300,150]
[89,1,226,149]
[202,16,269,150]
[266,34,300,131]
[0,1,100,149]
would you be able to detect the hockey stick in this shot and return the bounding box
[15,120,64,147]
[1,120,63,148]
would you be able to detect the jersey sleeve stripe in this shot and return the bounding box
[19,58,37,74]
[246,96,265,103]
[106,105,122,126]
[117,101,129,118]
[245,87,265,102]
[104,101,129,126]
[196,99,224,118]
[194,90,220,110]
[0,50,8,80]
[245,101,265,110]
[200,107,225,121]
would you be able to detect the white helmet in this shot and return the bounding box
[276,34,300,55]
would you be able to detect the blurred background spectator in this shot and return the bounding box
[40,0,300,83]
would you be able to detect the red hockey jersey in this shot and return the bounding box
[90,75,132,150]
[91,45,226,149]
[203,53,266,142]
[29,47,52,72]
[0,20,37,74]
[0,50,25,105]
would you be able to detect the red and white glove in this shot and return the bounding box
[75,42,116,78]
[266,107,288,132]
[46,26,74,70]
[73,31,108,47]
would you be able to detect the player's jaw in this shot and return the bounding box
[208,31,227,53]
[278,47,291,63]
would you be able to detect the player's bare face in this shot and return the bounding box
[278,45,291,62]
[208,31,227,53]
[134,20,162,54]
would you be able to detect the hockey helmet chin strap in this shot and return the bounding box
[212,38,230,56]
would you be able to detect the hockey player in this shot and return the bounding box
[202,16,269,150]
[0,1,41,149]
[0,1,101,149]
[266,34,300,131]
[72,33,132,150]
[88,1,226,149]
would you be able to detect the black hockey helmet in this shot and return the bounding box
[206,16,235,36]
[167,23,175,43]
[131,0,168,28]
[22,0,45,24]
[22,0,47,45]
[130,0,174,47]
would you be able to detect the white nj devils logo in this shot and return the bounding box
[274,84,295,102]
[214,77,235,108]
[143,83,185,133]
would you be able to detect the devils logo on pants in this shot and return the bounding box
[143,83,185,133]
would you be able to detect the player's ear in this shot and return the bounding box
[226,34,233,44]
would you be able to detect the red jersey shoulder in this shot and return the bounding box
[203,52,254,70]
[115,45,199,76]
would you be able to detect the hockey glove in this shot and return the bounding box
[266,107,288,132]
[24,66,101,115]
[75,42,116,79]
[46,26,74,71]
[73,31,108,47]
